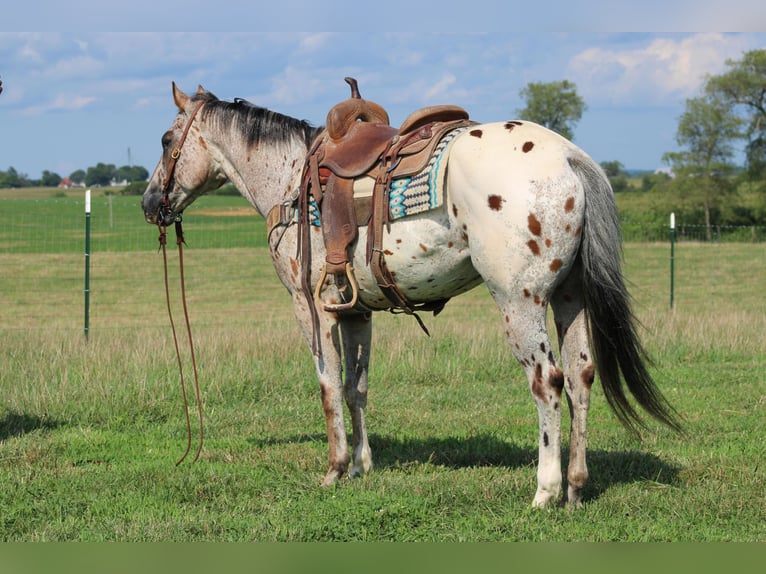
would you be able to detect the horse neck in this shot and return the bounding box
[210,122,309,217]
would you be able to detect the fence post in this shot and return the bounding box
[669,212,675,309]
[84,189,91,339]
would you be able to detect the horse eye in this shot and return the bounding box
[161,132,173,150]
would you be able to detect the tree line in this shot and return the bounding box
[3,50,764,233]
[0,163,149,189]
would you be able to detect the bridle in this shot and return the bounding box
[158,99,206,225]
[156,99,205,465]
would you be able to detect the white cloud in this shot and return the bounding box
[568,33,754,106]
[22,94,97,116]
[425,73,457,100]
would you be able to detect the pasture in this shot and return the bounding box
[1,191,765,541]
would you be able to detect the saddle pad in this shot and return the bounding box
[303,124,470,228]
[352,124,471,220]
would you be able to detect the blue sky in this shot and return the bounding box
[2,9,765,179]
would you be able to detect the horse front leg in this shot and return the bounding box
[292,294,350,486]
[340,313,373,478]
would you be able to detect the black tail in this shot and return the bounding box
[570,154,683,435]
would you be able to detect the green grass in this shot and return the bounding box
[0,194,765,541]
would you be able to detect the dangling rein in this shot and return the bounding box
[157,217,204,465]
[156,99,206,465]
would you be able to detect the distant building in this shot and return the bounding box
[58,177,86,189]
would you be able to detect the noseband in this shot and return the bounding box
[158,100,206,224]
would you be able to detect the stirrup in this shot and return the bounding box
[314,262,359,312]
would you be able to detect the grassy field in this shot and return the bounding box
[0,192,765,541]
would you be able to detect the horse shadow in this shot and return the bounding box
[251,432,681,504]
[0,411,59,441]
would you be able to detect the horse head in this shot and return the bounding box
[142,82,228,224]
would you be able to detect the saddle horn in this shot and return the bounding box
[345,77,361,99]
[326,77,389,140]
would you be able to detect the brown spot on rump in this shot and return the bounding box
[527,240,541,255]
[523,288,531,298]
[448,241,454,248]
[528,214,542,236]
[452,204,459,217]
[419,243,428,252]
[545,238,552,248]
[470,129,483,138]
[384,249,394,256]
[550,258,563,272]
[581,364,595,387]
[396,238,402,244]
[522,141,535,153]
[505,120,523,131]
[488,195,504,211]
[533,295,541,305]
[565,197,575,213]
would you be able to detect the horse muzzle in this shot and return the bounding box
[142,194,181,226]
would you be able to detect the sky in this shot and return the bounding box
[2,4,766,179]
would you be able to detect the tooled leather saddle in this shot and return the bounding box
[271,77,473,352]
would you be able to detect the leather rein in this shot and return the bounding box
[157,100,205,465]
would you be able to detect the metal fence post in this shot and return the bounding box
[670,212,675,309]
[84,189,91,339]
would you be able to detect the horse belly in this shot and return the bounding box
[352,211,481,309]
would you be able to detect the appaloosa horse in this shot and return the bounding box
[142,82,680,508]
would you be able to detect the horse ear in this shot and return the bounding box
[197,85,205,95]
[172,81,191,111]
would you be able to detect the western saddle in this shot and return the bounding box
[272,77,473,350]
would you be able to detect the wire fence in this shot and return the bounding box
[1,194,765,335]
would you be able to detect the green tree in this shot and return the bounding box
[0,166,28,188]
[705,49,766,179]
[40,170,62,187]
[85,163,117,187]
[70,169,86,185]
[662,93,744,239]
[515,80,586,140]
[600,160,630,193]
[116,164,149,183]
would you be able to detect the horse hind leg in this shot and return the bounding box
[340,314,373,478]
[551,263,594,507]
[494,296,564,508]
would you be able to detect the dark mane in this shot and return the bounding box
[192,90,323,149]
